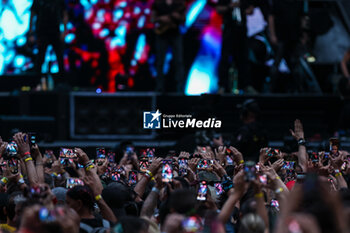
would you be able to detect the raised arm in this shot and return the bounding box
[218,170,246,223]
[76,148,117,223]
[134,158,162,199]
[290,119,308,172]
[14,133,39,186]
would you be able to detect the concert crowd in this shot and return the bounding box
[0,119,349,233]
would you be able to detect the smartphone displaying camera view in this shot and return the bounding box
[309,152,319,163]
[139,158,149,172]
[107,151,115,163]
[146,148,155,162]
[267,148,279,157]
[66,178,84,189]
[178,158,188,176]
[182,216,202,233]
[6,141,17,157]
[128,170,138,185]
[226,156,234,165]
[28,132,36,146]
[258,174,268,185]
[197,159,212,170]
[8,158,18,174]
[282,161,295,170]
[60,148,77,159]
[244,161,256,181]
[197,181,207,201]
[214,183,224,196]
[96,148,106,159]
[161,160,173,183]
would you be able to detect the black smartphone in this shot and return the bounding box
[182,216,202,232]
[267,148,279,157]
[60,148,77,159]
[197,181,208,201]
[28,132,36,147]
[96,148,106,159]
[309,152,319,163]
[107,151,115,163]
[6,141,17,157]
[139,158,149,172]
[282,161,295,170]
[66,178,84,189]
[244,161,256,181]
[146,148,155,162]
[214,183,224,195]
[8,158,18,174]
[128,170,138,185]
[178,158,188,176]
[126,146,134,160]
[162,160,173,183]
[197,159,213,170]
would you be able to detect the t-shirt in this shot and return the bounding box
[79,218,111,233]
[270,0,303,41]
[31,0,66,34]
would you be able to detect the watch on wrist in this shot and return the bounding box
[297,138,306,146]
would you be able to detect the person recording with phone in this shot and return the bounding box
[151,0,186,93]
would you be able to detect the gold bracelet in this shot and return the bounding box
[239,160,244,164]
[24,157,33,162]
[254,192,263,198]
[95,194,102,201]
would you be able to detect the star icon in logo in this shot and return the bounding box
[150,109,161,122]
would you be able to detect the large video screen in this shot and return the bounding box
[0,0,225,93]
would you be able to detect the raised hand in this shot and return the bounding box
[13,132,30,157]
[75,148,89,166]
[215,146,226,164]
[290,119,305,140]
[229,146,244,165]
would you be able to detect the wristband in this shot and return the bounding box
[151,187,160,194]
[335,172,342,177]
[297,138,306,146]
[334,169,340,174]
[95,194,102,201]
[254,192,264,198]
[275,187,284,194]
[84,161,94,168]
[85,165,95,172]
[24,157,33,162]
[239,160,244,164]
[23,152,31,156]
[145,170,153,178]
[0,177,8,186]
[18,178,25,185]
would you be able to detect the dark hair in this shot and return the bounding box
[169,189,197,214]
[117,216,148,233]
[66,186,95,210]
